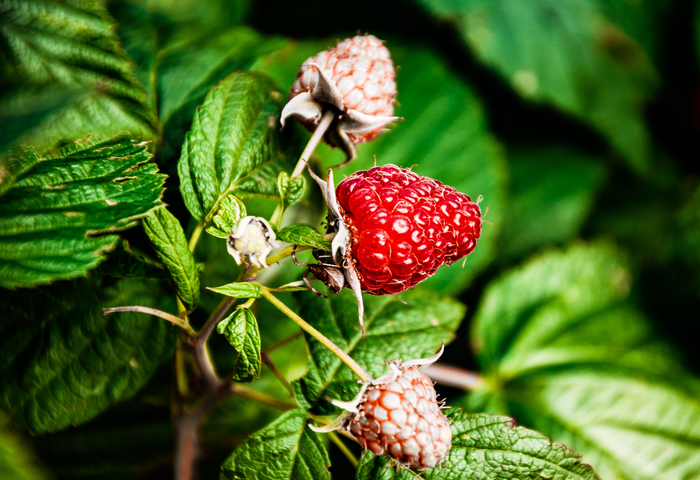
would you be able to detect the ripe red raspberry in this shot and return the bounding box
[347,362,452,468]
[289,34,397,145]
[336,164,482,295]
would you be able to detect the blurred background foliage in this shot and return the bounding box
[2,0,700,478]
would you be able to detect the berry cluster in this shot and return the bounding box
[336,164,482,295]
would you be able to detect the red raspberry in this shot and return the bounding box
[336,164,482,295]
[346,360,452,468]
[289,34,397,145]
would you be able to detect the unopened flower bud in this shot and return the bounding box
[227,216,279,268]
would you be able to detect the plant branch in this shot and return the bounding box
[328,431,359,468]
[188,223,204,253]
[259,287,372,383]
[261,352,294,396]
[291,110,336,179]
[196,296,236,342]
[421,363,483,390]
[231,384,298,411]
[103,306,196,336]
[263,331,303,354]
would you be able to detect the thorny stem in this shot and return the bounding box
[421,363,483,390]
[259,286,372,383]
[103,306,197,337]
[291,110,336,179]
[328,432,359,468]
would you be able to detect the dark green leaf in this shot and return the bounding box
[278,171,306,209]
[0,136,166,288]
[206,194,247,239]
[178,70,292,223]
[217,308,261,383]
[499,146,607,260]
[293,288,464,414]
[259,39,506,294]
[467,243,700,480]
[358,410,599,480]
[221,409,330,480]
[415,0,657,172]
[0,278,178,434]
[95,240,167,279]
[208,282,262,299]
[277,224,330,251]
[0,0,156,156]
[0,415,48,480]
[142,208,200,312]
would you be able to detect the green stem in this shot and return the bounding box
[259,287,372,383]
[262,352,294,397]
[103,306,197,337]
[328,432,359,468]
[232,384,297,411]
[188,223,204,253]
[263,331,303,354]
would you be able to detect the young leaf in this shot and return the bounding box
[415,0,657,173]
[467,243,700,480]
[278,171,306,209]
[208,282,262,299]
[217,308,261,383]
[142,208,200,312]
[0,0,156,155]
[258,40,506,294]
[0,278,178,434]
[0,136,166,288]
[177,70,292,224]
[206,195,247,238]
[293,288,464,414]
[277,224,331,251]
[221,409,330,480]
[357,410,599,480]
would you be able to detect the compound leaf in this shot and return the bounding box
[358,410,599,480]
[293,288,464,414]
[277,224,330,251]
[467,243,700,480]
[416,0,657,173]
[178,70,293,224]
[0,0,156,156]
[0,136,165,288]
[142,208,199,312]
[221,409,330,480]
[217,308,261,383]
[0,278,178,434]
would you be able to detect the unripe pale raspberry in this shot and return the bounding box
[227,216,279,268]
[289,34,397,144]
[347,364,452,468]
[336,164,482,295]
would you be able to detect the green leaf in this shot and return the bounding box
[221,409,331,480]
[0,415,48,480]
[206,194,247,238]
[0,0,156,156]
[217,308,261,383]
[415,0,657,173]
[0,136,166,289]
[466,243,700,480]
[278,171,306,209]
[277,224,331,251]
[142,208,200,312]
[259,39,506,294]
[0,278,178,434]
[293,288,464,414]
[95,240,167,279]
[178,70,293,224]
[208,282,262,299]
[499,146,607,260]
[358,410,599,480]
